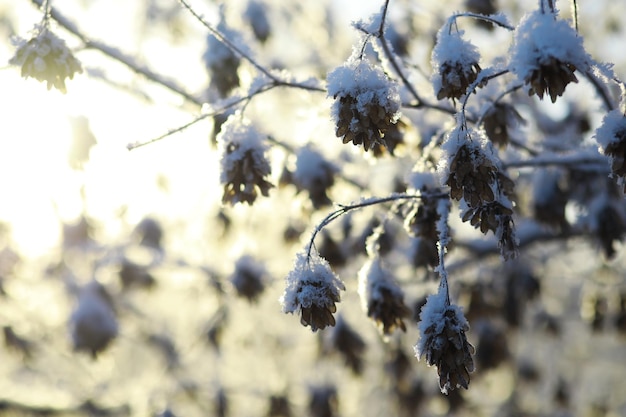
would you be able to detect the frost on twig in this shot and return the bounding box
[281,251,345,332]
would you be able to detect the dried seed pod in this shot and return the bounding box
[281,252,345,332]
[118,259,156,290]
[292,146,338,209]
[203,11,243,97]
[10,25,82,93]
[595,110,626,192]
[229,255,268,302]
[482,102,524,148]
[358,258,411,336]
[415,283,475,394]
[474,322,509,370]
[134,217,164,250]
[432,26,483,100]
[510,10,590,103]
[70,281,118,358]
[327,59,401,151]
[218,116,273,205]
[308,386,338,417]
[244,0,271,44]
[266,395,291,417]
[323,315,367,375]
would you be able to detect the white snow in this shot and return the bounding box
[326,56,401,121]
[280,250,345,313]
[509,10,590,84]
[431,24,481,96]
[217,114,270,184]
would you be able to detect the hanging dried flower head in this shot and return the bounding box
[439,124,499,207]
[358,257,411,336]
[202,9,246,97]
[509,9,590,103]
[69,281,118,358]
[322,315,367,375]
[217,115,273,205]
[230,255,268,302]
[281,251,345,331]
[292,145,338,209]
[10,25,82,93]
[481,102,525,148]
[327,57,401,151]
[431,25,483,100]
[595,109,626,192]
[414,281,475,394]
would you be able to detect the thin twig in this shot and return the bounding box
[374,0,423,105]
[306,192,447,261]
[127,83,278,150]
[451,12,515,31]
[585,70,616,112]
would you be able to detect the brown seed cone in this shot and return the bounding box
[367,286,411,335]
[436,61,483,100]
[405,196,440,240]
[222,147,273,205]
[297,280,341,331]
[461,201,513,234]
[411,238,439,269]
[525,57,578,103]
[335,95,397,151]
[328,317,367,375]
[604,136,626,192]
[420,308,475,393]
[446,144,497,207]
[371,118,406,157]
[482,102,524,148]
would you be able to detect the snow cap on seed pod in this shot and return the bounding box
[509,9,590,103]
[10,25,82,93]
[327,55,401,151]
[69,280,118,358]
[281,251,345,332]
[217,114,273,205]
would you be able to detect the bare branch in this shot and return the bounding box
[30,0,204,106]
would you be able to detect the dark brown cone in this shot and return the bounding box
[596,204,626,259]
[367,286,411,335]
[482,102,524,148]
[329,318,366,375]
[446,144,497,207]
[525,57,578,103]
[335,95,397,151]
[603,130,626,192]
[297,281,341,332]
[222,146,273,205]
[437,61,483,100]
[421,308,475,393]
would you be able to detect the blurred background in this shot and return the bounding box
[0,0,625,416]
